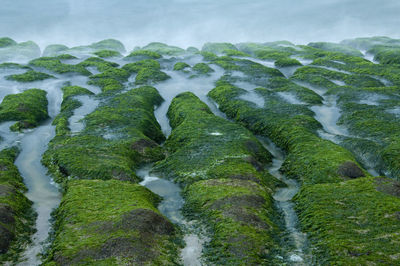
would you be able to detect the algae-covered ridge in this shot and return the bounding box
[153,92,282,264]
[0,89,49,131]
[1,37,400,265]
[0,147,35,263]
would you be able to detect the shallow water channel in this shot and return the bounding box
[258,137,312,265]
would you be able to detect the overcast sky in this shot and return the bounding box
[1,0,399,49]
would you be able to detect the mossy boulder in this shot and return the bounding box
[43,86,165,186]
[0,37,17,48]
[295,177,400,264]
[153,92,281,263]
[5,70,55,83]
[0,89,49,131]
[139,42,185,56]
[202,42,237,54]
[29,57,91,76]
[173,62,190,71]
[125,50,162,60]
[93,50,122,58]
[0,148,35,263]
[43,180,180,265]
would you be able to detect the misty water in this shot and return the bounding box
[68,95,99,133]
[258,137,312,265]
[138,167,205,266]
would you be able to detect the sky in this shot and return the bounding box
[1,0,399,50]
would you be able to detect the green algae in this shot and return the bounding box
[125,50,162,60]
[202,42,237,54]
[0,147,35,263]
[140,42,185,56]
[78,57,119,72]
[308,42,364,57]
[274,57,302,68]
[153,92,281,264]
[52,86,95,135]
[122,59,170,85]
[29,57,91,76]
[43,179,180,265]
[173,62,190,71]
[192,63,214,75]
[295,177,400,264]
[0,37,17,48]
[0,89,49,131]
[43,86,164,186]
[208,81,366,184]
[93,50,122,58]
[5,70,55,83]
[42,44,69,57]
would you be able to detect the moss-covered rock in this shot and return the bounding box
[192,63,214,75]
[139,42,185,56]
[0,41,41,61]
[274,57,302,68]
[5,70,55,83]
[0,37,17,48]
[0,89,49,131]
[154,92,281,264]
[294,177,400,264]
[93,50,122,58]
[0,147,35,263]
[173,62,190,71]
[202,42,237,54]
[308,42,364,57]
[125,50,162,60]
[122,59,170,85]
[208,81,366,184]
[42,44,69,57]
[43,179,180,265]
[43,86,165,186]
[52,86,95,136]
[78,57,119,72]
[29,57,91,76]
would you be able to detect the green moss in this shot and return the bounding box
[121,59,170,85]
[292,66,384,88]
[0,147,35,263]
[125,50,162,59]
[192,63,214,75]
[89,39,126,53]
[222,49,250,57]
[0,41,41,61]
[93,50,122,58]
[88,78,123,93]
[43,86,165,185]
[29,57,91,76]
[0,37,17,48]
[78,57,119,72]
[369,46,400,65]
[43,44,69,57]
[208,81,367,185]
[294,177,400,264]
[44,180,180,265]
[152,92,280,263]
[140,42,185,56]
[88,67,130,93]
[135,68,170,85]
[0,89,49,131]
[5,70,55,83]
[184,179,279,265]
[308,42,364,57]
[173,62,190,71]
[274,57,302,68]
[52,86,95,135]
[186,46,199,53]
[0,63,31,70]
[202,42,237,54]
